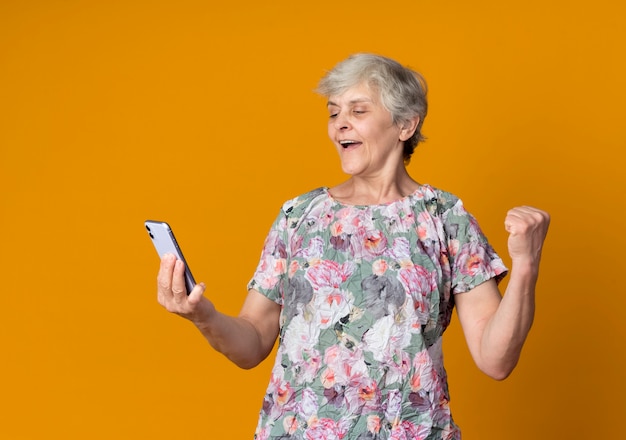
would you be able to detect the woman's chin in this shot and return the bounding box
[341,164,363,176]
[339,158,365,176]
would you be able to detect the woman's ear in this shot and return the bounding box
[399,116,420,141]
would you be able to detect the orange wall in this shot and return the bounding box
[1,1,624,438]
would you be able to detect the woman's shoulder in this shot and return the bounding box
[280,187,328,217]
[417,183,462,214]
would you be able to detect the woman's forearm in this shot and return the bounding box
[192,307,273,370]
[479,261,538,379]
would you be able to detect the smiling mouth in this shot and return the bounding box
[339,140,361,149]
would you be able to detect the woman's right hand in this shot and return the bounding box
[157,253,281,368]
[156,253,213,324]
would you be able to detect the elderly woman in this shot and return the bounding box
[157,53,550,439]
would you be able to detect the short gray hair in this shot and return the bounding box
[316,53,428,162]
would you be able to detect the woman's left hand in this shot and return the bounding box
[504,206,550,266]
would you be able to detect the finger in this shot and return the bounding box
[505,206,550,233]
[158,253,177,277]
[188,282,206,305]
[504,210,527,234]
[157,253,177,300]
[509,206,550,219]
[171,259,189,300]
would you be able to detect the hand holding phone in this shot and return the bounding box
[145,220,196,295]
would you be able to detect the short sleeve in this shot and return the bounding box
[443,198,508,294]
[247,210,289,305]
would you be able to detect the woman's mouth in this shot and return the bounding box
[339,140,361,150]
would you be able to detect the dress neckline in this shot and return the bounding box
[323,185,429,209]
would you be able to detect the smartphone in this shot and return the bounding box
[145,220,196,295]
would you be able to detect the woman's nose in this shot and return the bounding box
[333,113,350,130]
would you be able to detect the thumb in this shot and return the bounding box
[188,282,206,305]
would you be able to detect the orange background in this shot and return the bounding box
[1,1,624,438]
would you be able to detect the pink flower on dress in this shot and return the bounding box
[410,350,437,393]
[322,345,368,389]
[330,221,344,236]
[255,426,270,440]
[335,207,353,220]
[337,376,381,415]
[367,415,381,434]
[291,234,304,255]
[456,242,488,277]
[363,230,388,256]
[283,415,299,435]
[416,212,440,242]
[400,210,416,230]
[306,260,355,290]
[389,237,411,261]
[389,425,408,440]
[348,226,389,260]
[321,367,336,388]
[258,273,279,290]
[358,379,378,402]
[274,258,286,275]
[448,238,460,257]
[305,417,343,440]
[299,349,322,383]
[399,264,436,294]
[253,236,285,290]
[372,259,388,276]
[391,420,428,440]
[334,208,361,235]
[276,380,294,406]
[324,345,341,365]
[398,265,437,321]
[289,260,300,277]
[384,350,411,386]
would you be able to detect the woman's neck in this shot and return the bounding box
[329,168,420,205]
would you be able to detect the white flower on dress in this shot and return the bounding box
[301,236,325,261]
[322,344,368,387]
[283,314,320,363]
[362,315,412,363]
[298,387,319,419]
[312,287,354,329]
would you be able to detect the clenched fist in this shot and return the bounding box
[504,206,550,265]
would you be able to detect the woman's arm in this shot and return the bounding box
[455,206,550,380]
[157,254,281,369]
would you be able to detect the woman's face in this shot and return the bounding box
[327,82,411,178]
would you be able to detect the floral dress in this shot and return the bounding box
[248,185,507,440]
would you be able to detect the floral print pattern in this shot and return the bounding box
[248,185,507,439]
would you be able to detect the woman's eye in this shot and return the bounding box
[329,113,338,118]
